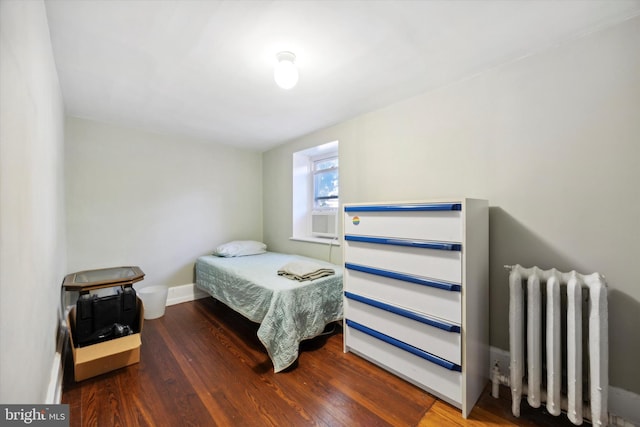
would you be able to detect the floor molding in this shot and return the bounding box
[46,323,66,404]
[489,346,640,425]
[166,283,208,306]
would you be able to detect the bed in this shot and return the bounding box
[195,250,343,372]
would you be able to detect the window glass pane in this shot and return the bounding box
[314,169,339,208]
[314,157,338,171]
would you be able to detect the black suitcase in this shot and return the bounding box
[75,286,137,347]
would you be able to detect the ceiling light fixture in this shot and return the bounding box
[274,51,298,90]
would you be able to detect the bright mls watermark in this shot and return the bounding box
[1,405,69,426]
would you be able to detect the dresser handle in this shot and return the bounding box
[345,235,461,251]
[346,319,462,372]
[345,291,460,333]
[345,203,461,212]
[345,263,461,292]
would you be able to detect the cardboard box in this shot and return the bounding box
[67,298,144,381]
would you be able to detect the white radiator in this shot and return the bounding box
[493,264,609,426]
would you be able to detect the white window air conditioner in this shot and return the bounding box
[311,210,338,238]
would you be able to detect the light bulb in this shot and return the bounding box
[274,52,298,90]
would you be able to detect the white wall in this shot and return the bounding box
[0,0,67,403]
[263,16,640,393]
[65,117,263,290]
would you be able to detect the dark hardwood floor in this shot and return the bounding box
[62,298,585,426]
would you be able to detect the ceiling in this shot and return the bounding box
[45,0,640,151]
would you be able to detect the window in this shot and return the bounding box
[313,156,339,210]
[292,141,339,243]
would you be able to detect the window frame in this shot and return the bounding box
[291,141,340,244]
[311,153,339,211]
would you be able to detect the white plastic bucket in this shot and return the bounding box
[138,285,168,320]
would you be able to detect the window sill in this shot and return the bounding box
[289,236,341,246]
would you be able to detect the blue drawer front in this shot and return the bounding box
[344,203,461,212]
[345,235,461,252]
[345,263,461,292]
[345,291,460,333]
[345,319,462,372]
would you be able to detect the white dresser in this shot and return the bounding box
[342,199,488,418]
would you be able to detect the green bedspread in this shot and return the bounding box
[195,252,343,372]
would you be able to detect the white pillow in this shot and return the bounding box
[213,240,267,257]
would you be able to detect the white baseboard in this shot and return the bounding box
[489,346,640,425]
[166,283,208,306]
[609,386,640,425]
[46,324,66,404]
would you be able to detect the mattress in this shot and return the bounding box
[195,252,343,372]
